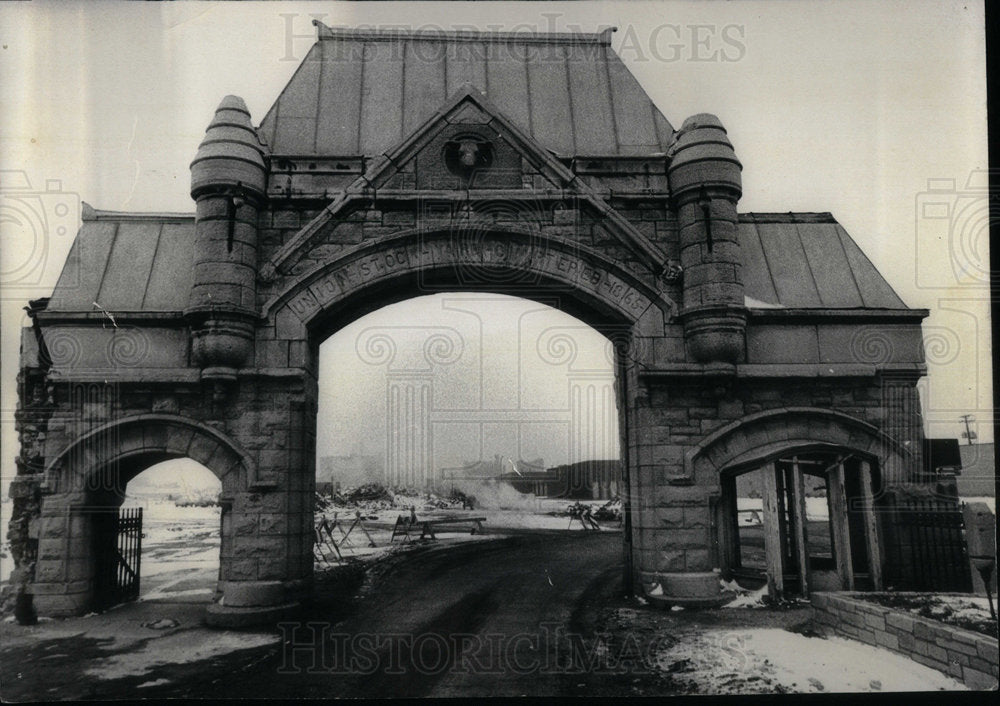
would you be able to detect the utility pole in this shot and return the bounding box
[960,414,977,445]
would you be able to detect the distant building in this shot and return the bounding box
[496,459,623,500]
[318,453,383,488]
[545,460,621,500]
[956,443,995,497]
[440,455,546,489]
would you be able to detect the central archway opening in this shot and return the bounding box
[312,291,626,564]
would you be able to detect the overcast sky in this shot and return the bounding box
[0,1,990,488]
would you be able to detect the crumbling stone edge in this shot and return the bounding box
[810,591,999,691]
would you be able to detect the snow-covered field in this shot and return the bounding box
[962,496,995,514]
[655,627,967,693]
[115,498,222,602]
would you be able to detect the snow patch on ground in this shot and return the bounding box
[719,579,769,608]
[656,628,967,693]
[961,497,995,514]
[867,593,997,630]
[83,631,279,681]
[932,595,996,622]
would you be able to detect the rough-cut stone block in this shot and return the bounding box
[225,559,257,581]
[976,639,998,662]
[843,612,867,629]
[947,650,970,667]
[839,623,860,638]
[665,528,709,549]
[863,613,886,630]
[874,631,898,650]
[34,560,66,583]
[40,516,67,539]
[886,612,915,633]
[940,638,982,658]
[962,666,998,690]
[926,644,948,663]
[911,653,946,672]
[683,506,711,528]
[656,549,686,572]
[220,580,284,607]
[967,656,996,677]
[256,557,286,580]
[913,621,932,640]
[857,629,877,645]
[37,538,64,560]
[234,515,258,536]
[258,514,287,535]
[684,548,711,571]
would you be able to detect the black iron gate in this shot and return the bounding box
[95,506,143,609]
[882,495,973,592]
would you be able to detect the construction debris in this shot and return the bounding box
[594,496,622,523]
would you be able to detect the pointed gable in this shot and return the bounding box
[258,23,674,158]
[265,86,670,276]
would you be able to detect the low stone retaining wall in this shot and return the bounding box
[810,592,998,690]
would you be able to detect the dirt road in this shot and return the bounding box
[226,531,638,699]
[4,531,653,700]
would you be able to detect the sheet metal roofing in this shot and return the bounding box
[738,214,907,309]
[257,25,674,158]
[47,212,195,313]
[47,210,907,314]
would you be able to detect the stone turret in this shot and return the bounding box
[186,96,266,386]
[668,114,746,365]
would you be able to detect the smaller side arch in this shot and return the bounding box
[683,407,914,484]
[43,413,257,494]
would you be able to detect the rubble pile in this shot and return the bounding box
[317,483,471,514]
[593,496,622,522]
[314,492,333,512]
[348,483,394,504]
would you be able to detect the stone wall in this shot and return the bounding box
[810,592,999,690]
[627,373,915,599]
[26,373,316,617]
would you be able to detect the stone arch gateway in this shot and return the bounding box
[9,24,934,625]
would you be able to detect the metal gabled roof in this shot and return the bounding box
[43,209,913,315]
[257,23,674,158]
[739,213,908,310]
[46,207,195,313]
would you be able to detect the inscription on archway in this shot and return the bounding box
[284,234,659,322]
